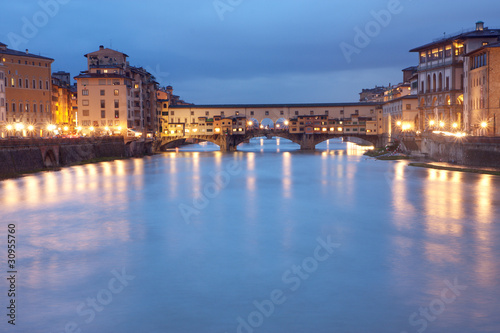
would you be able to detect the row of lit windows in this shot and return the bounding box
[1,57,49,67]
[81,120,121,127]
[420,45,455,63]
[5,102,50,113]
[81,89,120,96]
[4,77,49,90]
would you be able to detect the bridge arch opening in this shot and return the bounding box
[275,118,288,130]
[260,118,274,129]
[247,118,259,130]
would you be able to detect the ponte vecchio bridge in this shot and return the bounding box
[158,102,385,151]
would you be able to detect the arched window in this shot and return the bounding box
[427,75,431,93]
[438,73,443,91]
[433,74,437,92]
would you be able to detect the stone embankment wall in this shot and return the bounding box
[417,134,500,168]
[0,137,154,178]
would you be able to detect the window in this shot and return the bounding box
[101,120,106,126]
[205,111,209,116]
[221,111,225,116]
[115,111,119,118]
[236,111,240,116]
[19,78,22,88]
[295,111,299,115]
[114,89,119,96]
[32,79,36,89]
[39,80,42,89]
[82,100,89,106]
[101,110,106,118]
[12,103,15,112]
[250,111,254,116]
[33,104,37,113]
[280,111,284,115]
[171,111,175,116]
[445,45,452,58]
[265,111,269,116]
[82,89,89,96]
[406,104,411,110]
[108,120,113,126]
[25,79,28,88]
[99,79,106,85]
[46,81,49,90]
[191,111,194,116]
[114,100,119,108]
[19,103,23,112]
[100,90,105,96]
[83,110,89,116]
[40,104,43,113]
[101,100,105,108]
[10,78,14,87]
[325,110,329,115]
[310,111,314,115]
[25,104,29,112]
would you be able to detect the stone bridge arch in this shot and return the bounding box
[39,146,60,167]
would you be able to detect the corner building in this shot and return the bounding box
[75,46,158,136]
[0,42,54,137]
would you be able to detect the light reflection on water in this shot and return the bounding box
[0,138,499,333]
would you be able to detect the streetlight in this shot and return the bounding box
[396,121,402,127]
[452,123,458,129]
[439,121,445,128]
[481,121,488,128]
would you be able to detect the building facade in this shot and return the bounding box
[74,46,158,136]
[382,95,419,140]
[0,42,54,137]
[0,63,6,134]
[51,71,76,130]
[465,43,500,136]
[410,21,500,133]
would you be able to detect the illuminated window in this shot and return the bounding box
[114,89,119,96]
[82,89,89,96]
[115,111,119,118]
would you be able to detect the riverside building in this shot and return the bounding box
[0,42,54,137]
[74,46,158,137]
[410,21,500,133]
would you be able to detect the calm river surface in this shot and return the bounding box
[1,138,500,333]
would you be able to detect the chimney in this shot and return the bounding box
[25,49,29,54]
[99,45,104,50]
[476,21,484,31]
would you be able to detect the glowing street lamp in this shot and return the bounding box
[89,126,95,132]
[248,121,253,126]
[481,121,488,128]
[63,126,69,132]
[284,120,289,126]
[429,120,435,127]
[28,125,34,131]
[117,126,122,131]
[396,121,402,127]
[439,121,445,128]
[452,123,458,129]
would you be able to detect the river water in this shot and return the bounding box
[1,138,499,333]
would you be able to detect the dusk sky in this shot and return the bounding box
[1,0,499,104]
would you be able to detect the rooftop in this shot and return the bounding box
[410,22,500,52]
[0,42,54,61]
[169,102,384,109]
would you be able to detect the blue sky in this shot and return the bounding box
[1,0,499,104]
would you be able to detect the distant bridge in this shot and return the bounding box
[157,129,382,152]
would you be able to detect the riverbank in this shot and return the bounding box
[0,156,135,181]
[0,137,155,181]
[409,162,500,176]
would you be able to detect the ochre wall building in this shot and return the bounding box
[0,42,54,137]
